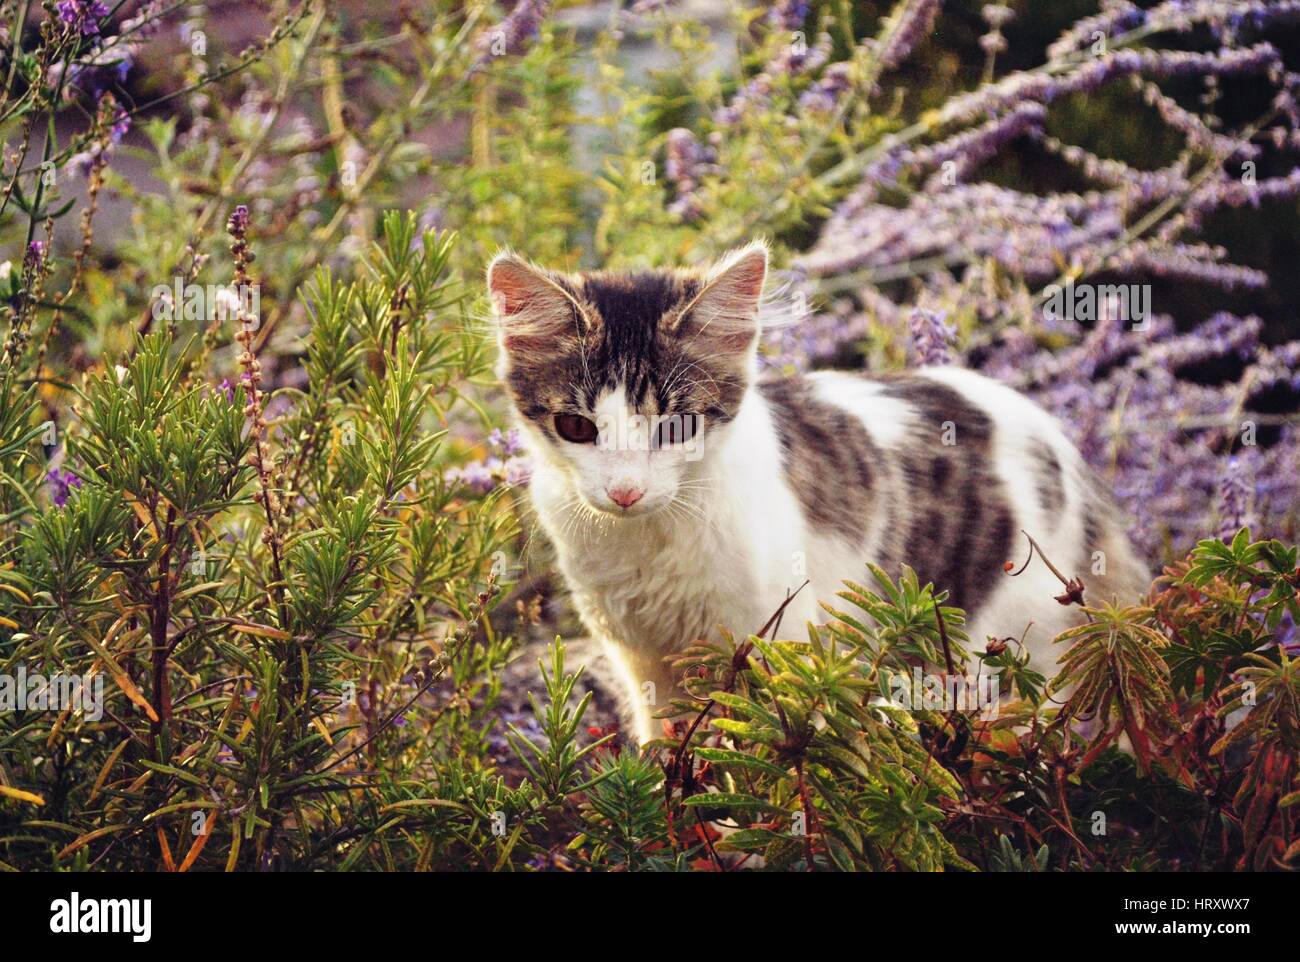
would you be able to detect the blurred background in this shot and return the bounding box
[20,1,1300,341]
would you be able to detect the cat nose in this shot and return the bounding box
[607,486,644,509]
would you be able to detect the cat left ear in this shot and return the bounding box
[667,240,768,352]
[487,251,590,351]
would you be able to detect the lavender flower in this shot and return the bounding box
[24,241,45,272]
[768,0,811,31]
[664,128,720,222]
[490,427,524,456]
[448,460,496,494]
[56,0,110,37]
[228,204,250,233]
[110,107,131,143]
[878,0,942,70]
[799,62,853,114]
[908,308,956,366]
[714,32,831,126]
[504,456,533,486]
[47,468,82,507]
[450,427,534,492]
[472,0,551,70]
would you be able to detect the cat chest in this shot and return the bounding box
[562,532,759,653]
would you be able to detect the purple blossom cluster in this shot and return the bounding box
[799,62,853,115]
[1049,0,1300,60]
[24,240,45,272]
[714,32,832,127]
[762,291,886,372]
[56,0,110,37]
[934,43,1282,129]
[472,0,551,71]
[878,0,942,70]
[47,467,82,507]
[908,308,956,367]
[54,0,161,101]
[768,1,811,32]
[664,128,721,222]
[801,181,1130,282]
[447,428,532,494]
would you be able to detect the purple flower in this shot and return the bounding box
[504,456,533,486]
[24,241,46,275]
[799,62,854,114]
[56,0,110,36]
[472,0,551,70]
[110,108,131,143]
[449,425,534,493]
[879,0,942,70]
[908,308,956,367]
[486,427,525,457]
[449,460,495,494]
[47,468,82,507]
[664,128,721,222]
[714,32,832,127]
[768,0,810,31]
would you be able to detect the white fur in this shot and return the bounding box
[523,363,1146,743]
[493,246,1144,743]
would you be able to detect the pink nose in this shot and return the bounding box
[608,487,644,509]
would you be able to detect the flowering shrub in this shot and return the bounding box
[0,1,1298,871]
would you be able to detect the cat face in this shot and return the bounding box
[489,243,767,518]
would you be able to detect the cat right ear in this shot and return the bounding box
[664,240,768,353]
[487,252,588,350]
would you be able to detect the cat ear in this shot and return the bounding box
[667,240,768,352]
[487,251,590,350]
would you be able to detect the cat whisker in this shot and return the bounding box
[664,493,714,531]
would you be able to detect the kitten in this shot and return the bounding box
[488,241,1148,744]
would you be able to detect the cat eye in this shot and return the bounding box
[654,414,700,448]
[554,413,598,444]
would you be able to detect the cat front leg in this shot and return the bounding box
[595,636,688,745]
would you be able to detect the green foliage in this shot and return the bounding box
[0,219,518,871]
[1,1,1297,874]
[506,642,611,802]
